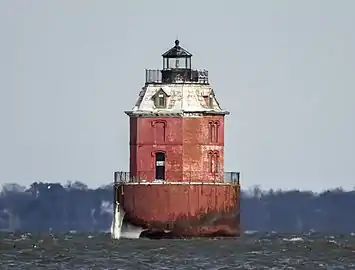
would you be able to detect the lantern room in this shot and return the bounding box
[162,40,192,70]
[144,40,208,84]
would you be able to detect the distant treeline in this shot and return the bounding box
[0,182,354,233]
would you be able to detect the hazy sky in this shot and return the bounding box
[1,1,354,192]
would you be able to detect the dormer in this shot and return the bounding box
[202,89,215,109]
[152,88,170,109]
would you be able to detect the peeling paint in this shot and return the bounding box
[128,117,228,182]
[115,183,240,238]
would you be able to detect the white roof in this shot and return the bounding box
[129,84,228,115]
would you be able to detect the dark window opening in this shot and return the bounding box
[156,93,166,108]
[155,152,165,180]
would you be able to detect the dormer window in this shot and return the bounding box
[203,89,215,109]
[157,93,166,108]
[153,89,168,109]
[208,94,214,109]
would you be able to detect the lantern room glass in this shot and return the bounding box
[163,57,191,70]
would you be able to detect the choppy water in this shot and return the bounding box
[1,232,355,269]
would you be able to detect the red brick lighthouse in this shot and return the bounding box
[114,40,240,238]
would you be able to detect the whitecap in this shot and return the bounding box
[282,237,304,242]
[244,230,258,235]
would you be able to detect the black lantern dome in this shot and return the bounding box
[162,40,192,70]
[160,40,193,83]
[145,40,209,84]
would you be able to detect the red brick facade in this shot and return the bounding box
[129,115,226,183]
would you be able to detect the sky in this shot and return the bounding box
[1,0,354,192]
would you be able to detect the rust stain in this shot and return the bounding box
[116,183,240,238]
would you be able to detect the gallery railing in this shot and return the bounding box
[113,171,240,185]
[145,69,209,84]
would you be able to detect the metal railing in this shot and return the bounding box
[145,69,209,84]
[113,171,240,185]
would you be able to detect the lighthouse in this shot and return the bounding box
[113,40,241,238]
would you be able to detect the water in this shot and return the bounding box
[110,202,143,240]
[1,232,355,269]
[110,202,125,240]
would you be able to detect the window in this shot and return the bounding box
[208,151,219,173]
[214,121,219,142]
[214,153,219,173]
[208,121,214,142]
[208,151,213,172]
[157,94,166,108]
[153,89,168,109]
[208,121,220,143]
[155,152,165,180]
[152,120,166,143]
[203,89,215,109]
[208,94,214,108]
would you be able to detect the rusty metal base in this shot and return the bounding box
[122,211,240,239]
[116,183,240,239]
[139,227,239,239]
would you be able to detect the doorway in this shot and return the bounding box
[155,152,165,180]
